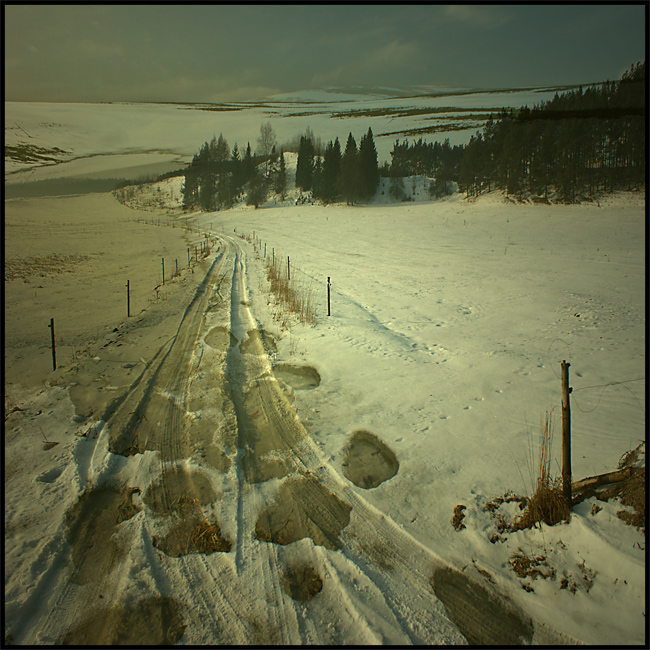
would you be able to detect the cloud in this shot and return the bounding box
[441,5,511,29]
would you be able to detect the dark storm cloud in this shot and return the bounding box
[4,4,646,102]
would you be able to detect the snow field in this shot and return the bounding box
[202,188,645,644]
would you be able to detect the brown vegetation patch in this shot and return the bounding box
[508,549,556,581]
[5,253,91,281]
[511,479,569,531]
[452,505,466,531]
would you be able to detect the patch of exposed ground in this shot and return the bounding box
[204,326,238,350]
[341,430,399,489]
[431,567,534,645]
[59,596,186,645]
[66,486,141,585]
[255,475,352,550]
[273,363,321,391]
[240,328,277,355]
[281,564,324,602]
[143,466,230,557]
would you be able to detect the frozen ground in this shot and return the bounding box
[4,98,646,645]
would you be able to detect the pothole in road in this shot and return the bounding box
[66,486,142,585]
[282,564,324,602]
[204,326,238,350]
[59,596,186,645]
[255,475,352,550]
[240,328,277,355]
[430,567,534,645]
[273,363,321,390]
[341,430,399,489]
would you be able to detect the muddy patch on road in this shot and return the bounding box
[143,467,217,516]
[204,326,238,351]
[255,475,352,550]
[59,595,186,645]
[282,564,324,602]
[431,567,534,645]
[153,516,231,557]
[273,363,321,391]
[342,430,399,489]
[66,486,141,585]
[144,466,231,557]
[240,328,277,355]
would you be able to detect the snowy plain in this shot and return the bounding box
[4,89,646,645]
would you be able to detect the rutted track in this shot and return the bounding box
[10,234,575,645]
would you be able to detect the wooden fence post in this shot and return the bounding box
[561,360,572,513]
[327,277,331,316]
[126,280,130,317]
[287,256,290,282]
[162,258,165,286]
[48,318,57,371]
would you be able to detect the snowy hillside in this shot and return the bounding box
[3,92,645,645]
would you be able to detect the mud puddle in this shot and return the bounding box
[204,326,238,351]
[59,596,186,645]
[341,430,399,489]
[240,328,277,355]
[431,567,534,645]
[255,475,352,550]
[66,486,141,585]
[273,363,321,391]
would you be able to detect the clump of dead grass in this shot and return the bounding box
[265,256,317,326]
[512,411,569,530]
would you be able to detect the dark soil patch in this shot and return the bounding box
[66,487,140,585]
[255,475,352,550]
[341,430,399,489]
[59,596,185,645]
[431,567,534,645]
[143,467,217,516]
[281,564,324,601]
[597,467,645,533]
[273,363,321,390]
[153,516,231,557]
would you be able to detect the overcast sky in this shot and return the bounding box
[5,4,646,102]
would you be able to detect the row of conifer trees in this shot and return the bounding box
[180,61,644,209]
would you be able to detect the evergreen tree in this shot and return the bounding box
[358,127,380,201]
[246,170,267,208]
[274,150,287,199]
[295,135,315,191]
[320,137,342,203]
[340,132,359,204]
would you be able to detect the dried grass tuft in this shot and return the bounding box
[512,411,569,530]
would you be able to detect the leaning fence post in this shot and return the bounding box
[561,360,572,514]
[162,258,165,286]
[48,318,57,371]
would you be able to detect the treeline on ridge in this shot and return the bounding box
[180,61,644,210]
